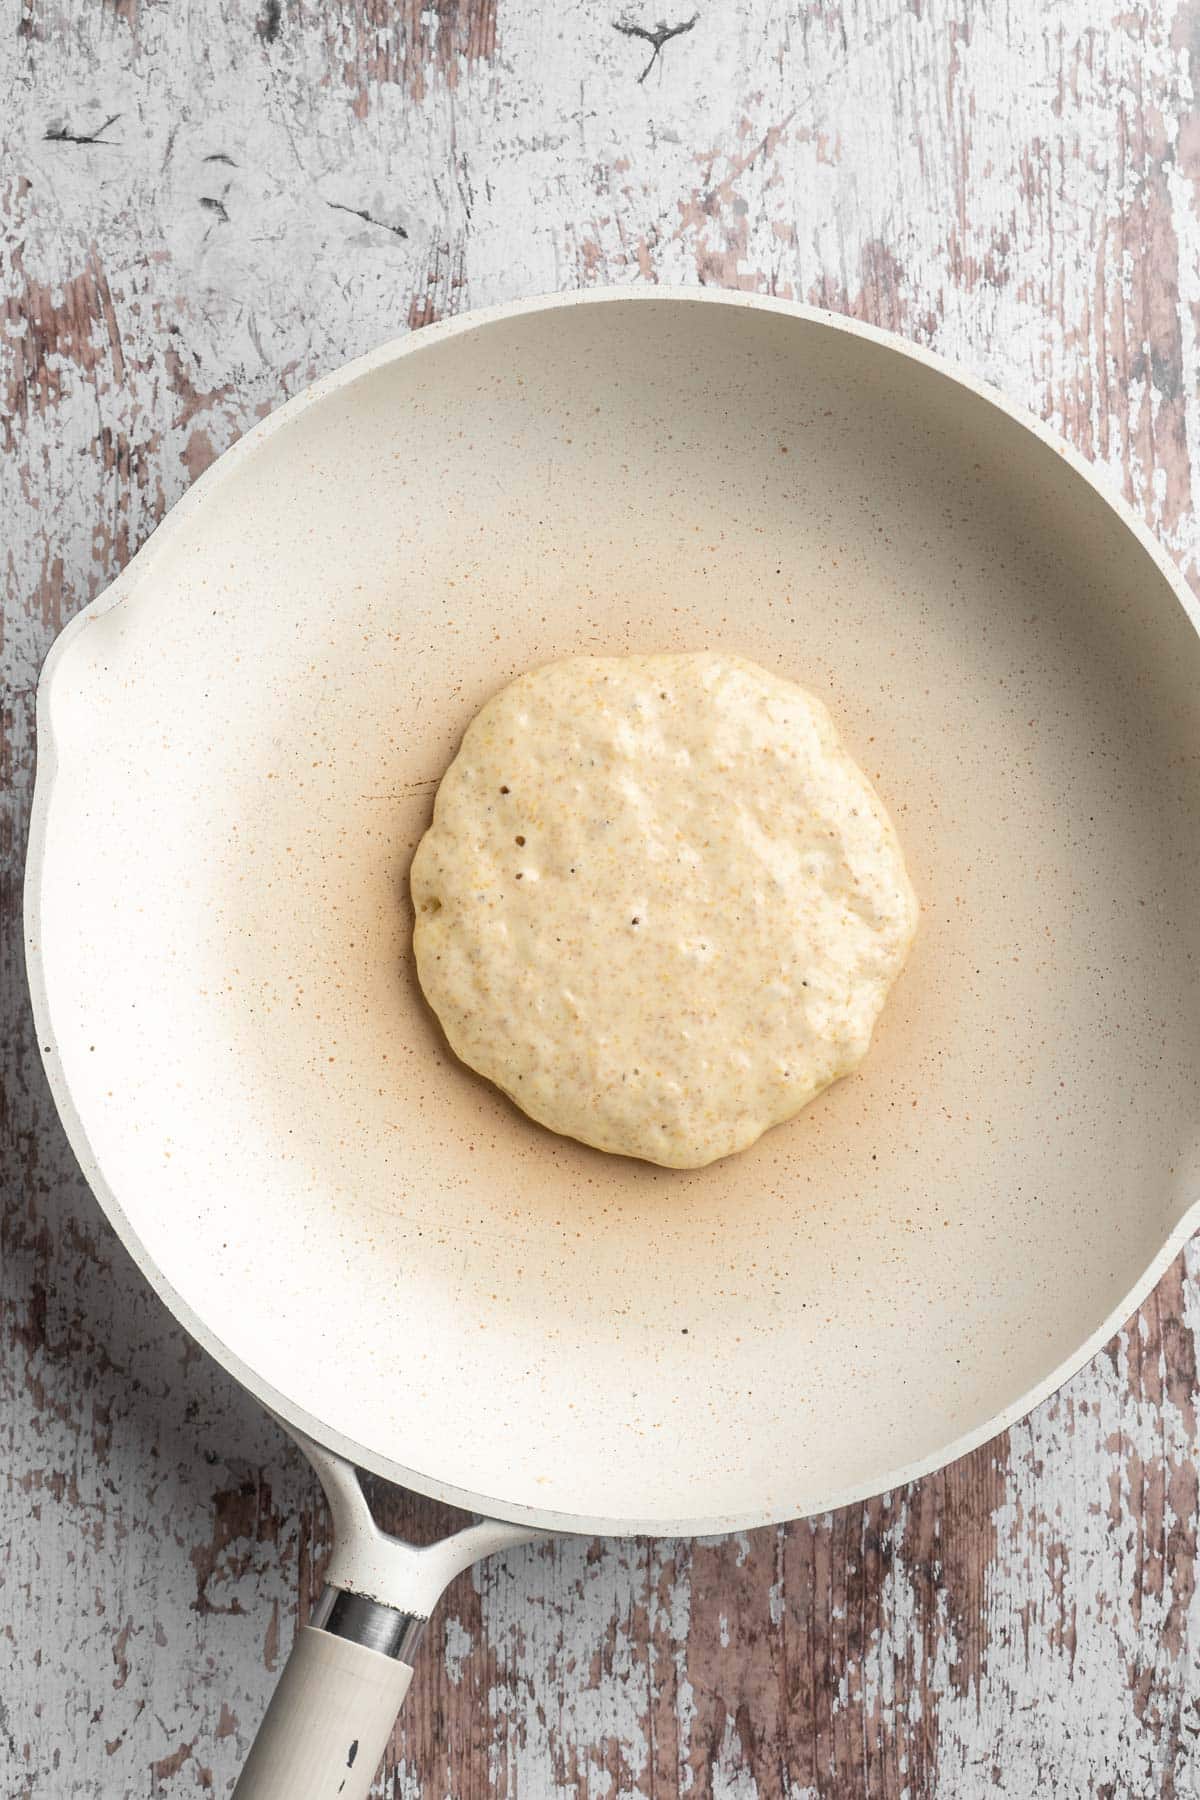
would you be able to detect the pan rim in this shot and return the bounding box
[24,284,1200,1536]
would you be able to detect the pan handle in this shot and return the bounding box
[231,1622,415,1800]
[231,1427,543,1798]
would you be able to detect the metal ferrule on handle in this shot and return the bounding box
[310,1587,426,1663]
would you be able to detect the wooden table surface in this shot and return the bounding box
[5,3,1200,1794]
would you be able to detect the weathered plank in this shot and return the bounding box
[4,1,1200,1794]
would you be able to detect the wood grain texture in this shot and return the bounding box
[4,1,1200,1793]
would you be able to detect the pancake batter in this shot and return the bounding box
[410,653,917,1168]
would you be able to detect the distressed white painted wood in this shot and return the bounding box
[4,2,1200,1794]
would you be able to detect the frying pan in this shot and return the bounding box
[25,289,1200,1795]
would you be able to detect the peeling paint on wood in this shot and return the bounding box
[4,1,1200,1794]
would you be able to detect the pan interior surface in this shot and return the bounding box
[35,296,1200,1531]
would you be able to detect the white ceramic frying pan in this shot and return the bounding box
[25,290,1200,1796]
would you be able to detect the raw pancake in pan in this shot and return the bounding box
[411,652,918,1167]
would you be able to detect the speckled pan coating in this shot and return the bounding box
[25,290,1200,1534]
[411,652,918,1168]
